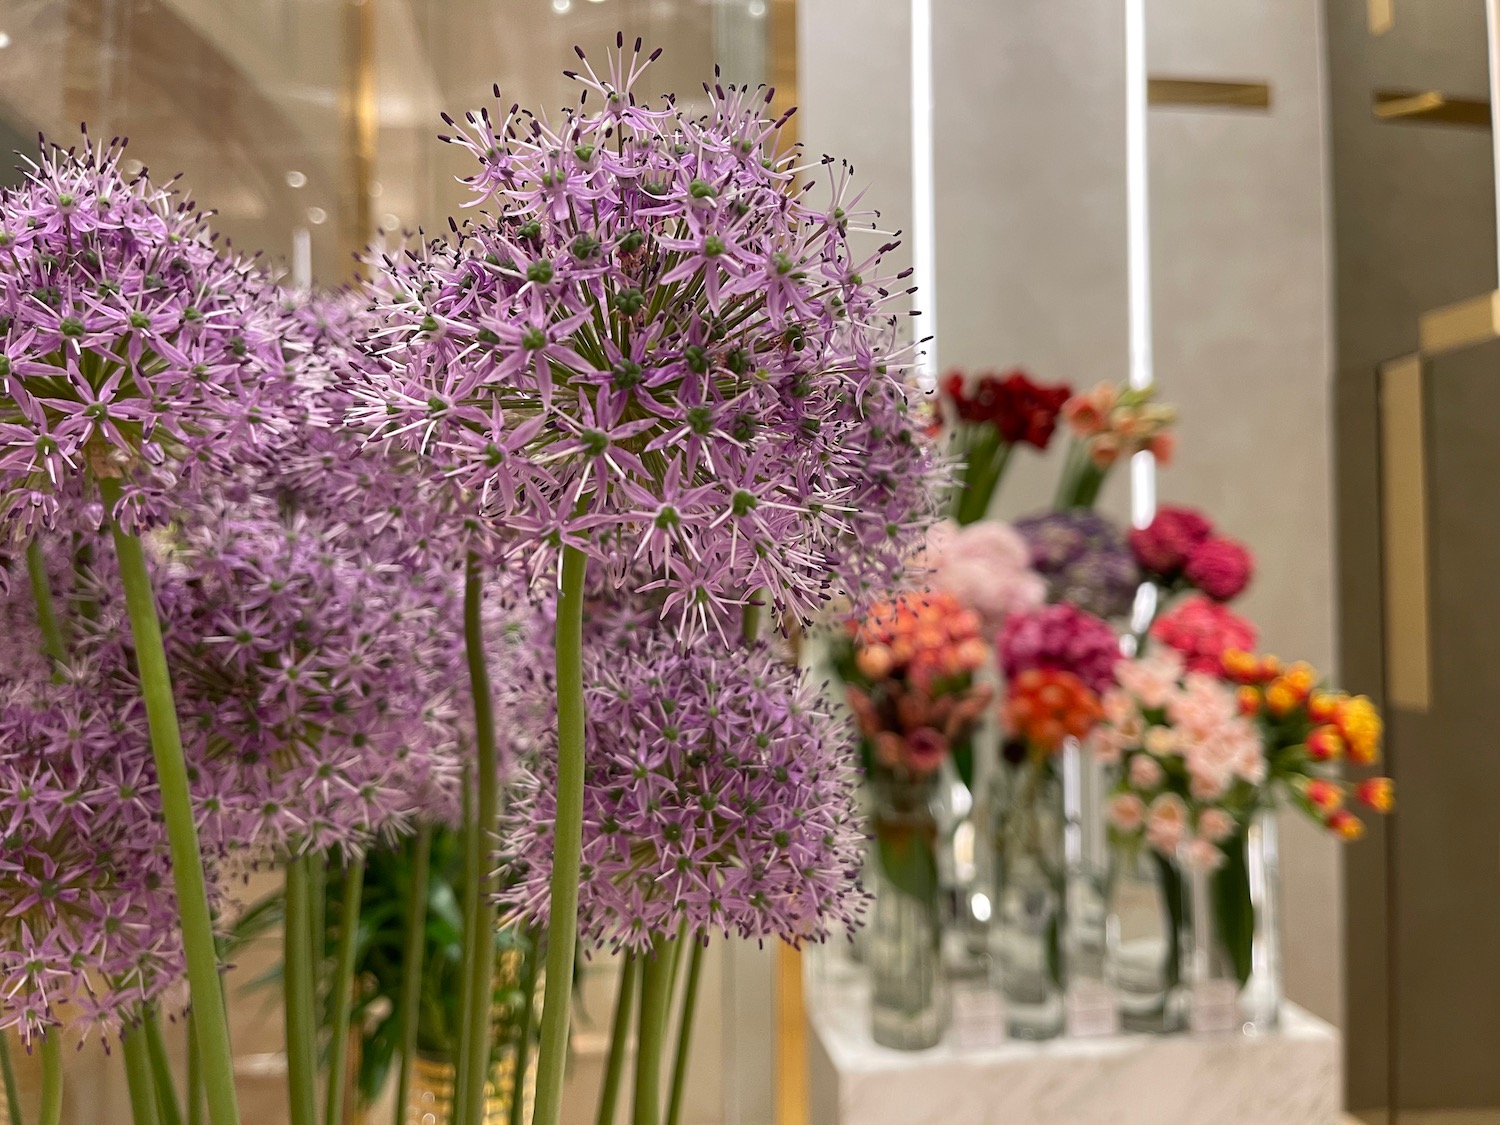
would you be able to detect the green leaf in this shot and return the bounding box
[874,823,938,905]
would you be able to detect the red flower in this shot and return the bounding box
[1129,505,1214,578]
[943,368,1071,448]
[1149,595,1258,674]
[1185,537,1254,601]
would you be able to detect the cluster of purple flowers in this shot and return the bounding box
[502,614,867,953]
[355,37,938,636]
[1014,508,1139,620]
[0,134,283,540]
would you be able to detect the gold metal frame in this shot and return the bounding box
[1373,90,1491,127]
[341,0,378,271]
[1379,355,1432,712]
[1147,78,1271,110]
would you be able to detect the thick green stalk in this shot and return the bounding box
[631,939,680,1125]
[308,853,328,1005]
[324,857,366,1125]
[531,546,589,1125]
[454,794,479,1125]
[25,539,67,671]
[394,825,433,1125]
[284,857,319,1125]
[145,1012,184,1125]
[187,1012,204,1125]
[593,957,640,1125]
[459,553,501,1125]
[102,479,240,1125]
[123,1028,163,1125]
[0,1031,24,1125]
[507,935,540,1125]
[664,944,705,1125]
[38,1035,61,1125]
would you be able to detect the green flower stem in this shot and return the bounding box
[308,853,328,1000]
[631,938,681,1125]
[0,1030,24,1125]
[394,825,433,1125]
[593,956,640,1125]
[459,552,501,1125]
[145,1011,184,1125]
[25,539,67,671]
[454,791,479,1125]
[38,1034,61,1125]
[187,1012,204,1125]
[324,857,366,1125]
[532,545,589,1125]
[741,595,762,646]
[507,934,540,1125]
[283,856,319,1125]
[664,943,704,1125]
[123,1027,163,1125]
[102,478,240,1125]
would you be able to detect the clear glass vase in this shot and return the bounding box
[1105,841,1186,1033]
[990,756,1066,1040]
[1182,810,1282,1033]
[869,776,948,1050]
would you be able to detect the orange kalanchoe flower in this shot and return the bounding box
[1004,668,1103,753]
[1306,725,1345,763]
[1302,777,1344,813]
[1336,695,1383,766]
[1327,808,1366,841]
[1235,685,1262,717]
[1356,777,1395,813]
[1221,648,1261,684]
[1308,691,1341,724]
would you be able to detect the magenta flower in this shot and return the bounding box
[998,602,1120,695]
[352,39,939,636]
[1183,537,1254,602]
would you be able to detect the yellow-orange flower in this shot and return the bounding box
[1266,680,1300,717]
[1327,809,1365,841]
[1336,695,1383,765]
[1236,685,1263,717]
[1308,691,1341,724]
[1356,777,1395,814]
[1306,725,1345,762]
[1280,661,1318,701]
[1222,648,1260,684]
[1303,778,1344,813]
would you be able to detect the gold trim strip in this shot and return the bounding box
[1147,78,1271,110]
[1369,0,1394,35]
[1419,290,1500,356]
[1379,355,1431,713]
[775,944,807,1125]
[1373,89,1491,127]
[769,0,799,156]
[341,0,378,271]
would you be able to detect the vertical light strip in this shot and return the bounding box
[911,0,938,389]
[1487,0,1500,280]
[1125,0,1156,529]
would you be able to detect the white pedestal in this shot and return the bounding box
[805,959,1341,1125]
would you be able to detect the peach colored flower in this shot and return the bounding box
[1196,808,1237,843]
[1145,793,1190,854]
[1144,726,1178,758]
[1109,792,1147,832]
[1129,754,1164,789]
[1181,836,1227,872]
[1115,651,1185,710]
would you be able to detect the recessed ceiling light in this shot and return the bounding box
[551,0,571,10]
[748,0,766,16]
[0,32,12,49]
[306,206,328,225]
[285,170,307,189]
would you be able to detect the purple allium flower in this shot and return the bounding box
[502,626,867,953]
[0,135,285,539]
[352,39,939,637]
[998,602,1120,696]
[0,674,189,1045]
[1014,509,1140,620]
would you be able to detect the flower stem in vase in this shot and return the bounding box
[101,478,240,1125]
[324,856,366,1125]
[665,941,705,1125]
[594,956,640,1125]
[532,545,589,1125]
[283,855,318,1125]
[632,937,682,1125]
[38,1034,61,1125]
[0,1031,23,1125]
[394,824,433,1125]
[459,550,501,1125]
[145,1011,184,1125]
[122,1026,163,1125]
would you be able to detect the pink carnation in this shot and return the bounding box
[1129,505,1214,578]
[998,602,1120,695]
[928,519,1047,631]
[1149,594,1257,674]
[1109,792,1146,832]
[1145,793,1190,854]
[1184,537,1253,601]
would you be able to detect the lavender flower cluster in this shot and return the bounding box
[356,37,937,635]
[1014,508,1140,620]
[502,619,867,952]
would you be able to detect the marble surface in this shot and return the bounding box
[806,960,1341,1125]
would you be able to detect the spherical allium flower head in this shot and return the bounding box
[0,678,189,1044]
[0,134,285,539]
[502,628,867,953]
[73,504,473,857]
[353,40,939,635]
[1015,508,1139,619]
[998,602,1120,695]
[1149,594,1257,674]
